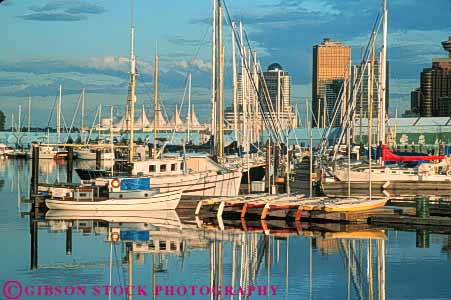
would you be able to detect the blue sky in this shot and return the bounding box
[1,0,451,125]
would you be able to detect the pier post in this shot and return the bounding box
[96,149,101,170]
[416,229,430,248]
[66,147,73,183]
[66,225,72,255]
[266,140,271,193]
[30,219,38,270]
[30,144,39,200]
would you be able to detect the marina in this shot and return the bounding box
[1,0,451,299]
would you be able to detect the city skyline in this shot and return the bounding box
[1,0,451,126]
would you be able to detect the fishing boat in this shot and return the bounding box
[113,155,242,197]
[45,177,182,210]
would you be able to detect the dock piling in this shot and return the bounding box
[66,147,73,183]
[66,225,72,255]
[96,149,101,170]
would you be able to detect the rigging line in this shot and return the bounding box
[65,91,83,142]
[222,0,282,145]
[46,91,59,128]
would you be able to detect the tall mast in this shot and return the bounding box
[57,84,62,144]
[211,0,217,146]
[81,88,85,141]
[217,0,224,161]
[128,23,137,162]
[231,21,239,145]
[187,72,192,142]
[369,32,376,200]
[380,0,388,145]
[239,21,247,154]
[153,52,159,158]
[27,96,31,139]
[18,104,22,136]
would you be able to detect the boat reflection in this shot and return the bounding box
[26,210,391,300]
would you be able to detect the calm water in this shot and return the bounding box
[1,159,451,300]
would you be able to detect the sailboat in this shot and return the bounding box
[111,6,242,198]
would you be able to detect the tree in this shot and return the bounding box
[0,110,5,131]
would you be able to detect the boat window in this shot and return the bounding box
[144,193,148,197]
[159,240,166,250]
[160,164,167,172]
[149,240,155,249]
[149,165,156,172]
[180,163,184,171]
[79,193,87,197]
[171,163,176,171]
[170,241,177,251]
[119,194,123,198]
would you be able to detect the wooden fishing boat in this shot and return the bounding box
[45,177,182,211]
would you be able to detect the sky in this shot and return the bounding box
[1,0,451,126]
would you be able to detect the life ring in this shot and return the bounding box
[111,179,120,188]
[111,232,120,242]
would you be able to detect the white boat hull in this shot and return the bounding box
[45,190,182,211]
[334,169,451,183]
[149,171,242,197]
[76,150,115,160]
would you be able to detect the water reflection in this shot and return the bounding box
[24,210,393,300]
[1,160,451,299]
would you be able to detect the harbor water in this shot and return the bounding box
[1,159,451,299]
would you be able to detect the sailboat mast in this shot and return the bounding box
[81,88,85,140]
[187,72,192,142]
[18,104,22,136]
[217,0,224,161]
[231,21,239,145]
[211,0,217,146]
[128,25,137,163]
[153,53,159,158]
[380,0,388,145]
[27,96,31,138]
[57,84,62,144]
[369,32,376,200]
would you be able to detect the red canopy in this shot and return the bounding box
[381,145,444,161]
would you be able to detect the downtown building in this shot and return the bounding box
[409,37,451,117]
[224,63,298,134]
[353,60,390,119]
[312,38,351,128]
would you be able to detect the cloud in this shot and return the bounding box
[64,3,106,15]
[175,59,211,72]
[19,0,106,22]
[0,56,214,97]
[18,12,85,22]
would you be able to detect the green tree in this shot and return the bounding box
[0,110,5,131]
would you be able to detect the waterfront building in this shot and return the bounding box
[354,60,390,119]
[224,63,298,133]
[410,37,451,117]
[312,38,351,127]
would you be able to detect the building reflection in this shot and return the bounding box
[27,210,391,300]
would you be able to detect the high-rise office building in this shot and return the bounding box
[262,63,291,115]
[312,38,351,127]
[224,63,297,131]
[354,60,390,119]
[411,37,451,117]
